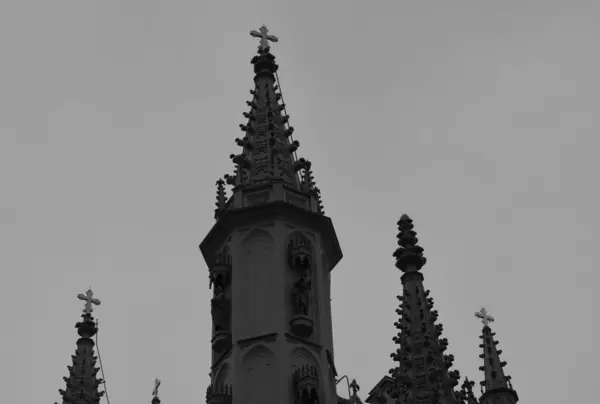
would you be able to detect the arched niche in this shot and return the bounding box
[214,362,232,391]
[239,228,276,336]
[241,228,274,251]
[240,345,276,403]
[290,347,319,371]
[291,347,321,403]
[286,231,315,273]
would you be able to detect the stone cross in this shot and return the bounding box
[77,288,101,314]
[152,379,161,398]
[250,25,278,50]
[475,307,494,326]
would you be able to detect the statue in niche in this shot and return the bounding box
[292,269,312,316]
[211,284,231,331]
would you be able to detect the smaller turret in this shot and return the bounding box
[475,308,519,404]
[388,215,462,404]
[55,289,105,404]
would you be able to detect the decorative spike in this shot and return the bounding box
[238,123,255,135]
[214,178,227,220]
[293,157,307,173]
[393,214,427,272]
[242,111,256,121]
[235,137,254,151]
[287,140,299,154]
[224,174,236,186]
[230,154,251,169]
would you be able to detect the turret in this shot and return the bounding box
[475,309,519,404]
[55,289,105,404]
[199,26,343,404]
[388,214,462,404]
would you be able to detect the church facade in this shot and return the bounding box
[55,26,520,404]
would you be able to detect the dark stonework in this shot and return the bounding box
[292,270,311,316]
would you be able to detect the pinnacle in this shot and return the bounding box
[394,214,427,272]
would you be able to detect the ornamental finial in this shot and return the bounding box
[250,25,278,51]
[77,288,101,314]
[475,307,495,326]
[152,379,161,398]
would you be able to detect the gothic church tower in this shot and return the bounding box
[199,26,343,404]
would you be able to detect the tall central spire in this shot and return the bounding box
[200,26,343,404]
[212,25,324,222]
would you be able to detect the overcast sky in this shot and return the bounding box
[1,1,598,404]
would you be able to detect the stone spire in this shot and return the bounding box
[475,309,519,404]
[55,289,105,404]
[388,214,462,404]
[213,25,324,220]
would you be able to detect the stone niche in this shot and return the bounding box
[291,347,321,404]
[211,246,233,354]
[288,232,315,338]
[207,363,232,404]
[241,345,277,403]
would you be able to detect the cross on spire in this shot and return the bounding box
[250,25,278,51]
[350,379,360,396]
[475,307,494,326]
[77,288,101,314]
[152,379,161,398]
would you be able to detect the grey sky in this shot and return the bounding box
[1,1,598,403]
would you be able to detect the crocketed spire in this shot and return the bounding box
[475,309,519,404]
[55,289,105,404]
[214,178,227,219]
[213,25,324,219]
[388,215,462,404]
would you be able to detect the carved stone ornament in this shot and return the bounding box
[290,315,314,339]
[212,329,232,354]
[292,271,311,316]
[210,250,232,291]
[288,234,312,272]
[290,267,314,338]
[206,384,232,404]
[211,286,232,353]
[294,365,319,403]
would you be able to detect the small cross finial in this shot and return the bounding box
[475,307,494,326]
[152,379,161,398]
[350,379,360,396]
[77,288,101,314]
[250,25,278,51]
